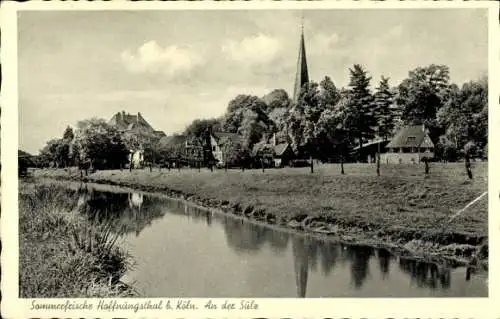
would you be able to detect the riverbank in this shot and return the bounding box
[19,181,136,297]
[33,162,488,269]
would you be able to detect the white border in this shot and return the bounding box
[1,1,499,318]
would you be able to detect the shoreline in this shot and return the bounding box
[33,167,488,271]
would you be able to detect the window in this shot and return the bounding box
[212,146,216,151]
[406,136,416,143]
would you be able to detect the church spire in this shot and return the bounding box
[292,16,309,103]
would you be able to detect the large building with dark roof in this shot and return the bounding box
[381,125,435,164]
[108,111,165,168]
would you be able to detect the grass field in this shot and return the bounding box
[19,182,136,297]
[33,162,488,264]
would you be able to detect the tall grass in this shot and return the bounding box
[19,182,136,297]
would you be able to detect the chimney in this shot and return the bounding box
[121,111,125,122]
[422,124,425,132]
[272,132,277,146]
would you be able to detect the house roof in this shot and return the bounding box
[211,132,242,145]
[252,142,291,157]
[386,125,434,149]
[159,135,186,149]
[352,138,388,151]
[274,142,291,156]
[109,111,155,132]
[159,134,202,150]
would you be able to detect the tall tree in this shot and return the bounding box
[374,76,396,141]
[286,82,322,157]
[347,64,375,158]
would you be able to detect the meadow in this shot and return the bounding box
[33,161,488,265]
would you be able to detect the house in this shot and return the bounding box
[273,142,294,167]
[381,125,435,164]
[252,134,294,168]
[110,111,157,135]
[209,132,242,166]
[109,111,166,168]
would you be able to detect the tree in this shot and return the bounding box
[184,118,223,137]
[39,126,77,168]
[225,139,251,168]
[319,76,341,110]
[73,118,129,170]
[437,77,487,157]
[287,82,322,158]
[223,95,273,149]
[396,64,451,143]
[39,139,65,168]
[437,135,458,162]
[374,76,396,141]
[62,126,74,141]
[347,64,375,160]
[262,89,292,111]
[157,135,185,166]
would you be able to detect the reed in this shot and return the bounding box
[19,182,136,297]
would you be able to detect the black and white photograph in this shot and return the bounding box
[1,1,499,317]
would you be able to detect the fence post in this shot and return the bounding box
[465,155,473,179]
[340,156,345,175]
[376,153,380,176]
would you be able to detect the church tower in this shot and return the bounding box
[292,20,310,103]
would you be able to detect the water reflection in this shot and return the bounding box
[74,185,165,236]
[222,218,271,254]
[399,258,451,289]
[219,218,462,296]
[38,182,486,297]
[344,245,374,289]
[377,248,393,279]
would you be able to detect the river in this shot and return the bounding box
[37,181,488,298]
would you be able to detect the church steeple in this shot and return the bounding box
[292,17,309,103]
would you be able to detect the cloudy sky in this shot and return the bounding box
[18,9,488,154]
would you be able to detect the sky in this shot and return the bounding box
[18,9,488,154]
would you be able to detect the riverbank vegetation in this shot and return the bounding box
[34,161,488,268]
[19,181,136,297]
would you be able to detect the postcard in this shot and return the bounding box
[1,0,499,318]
